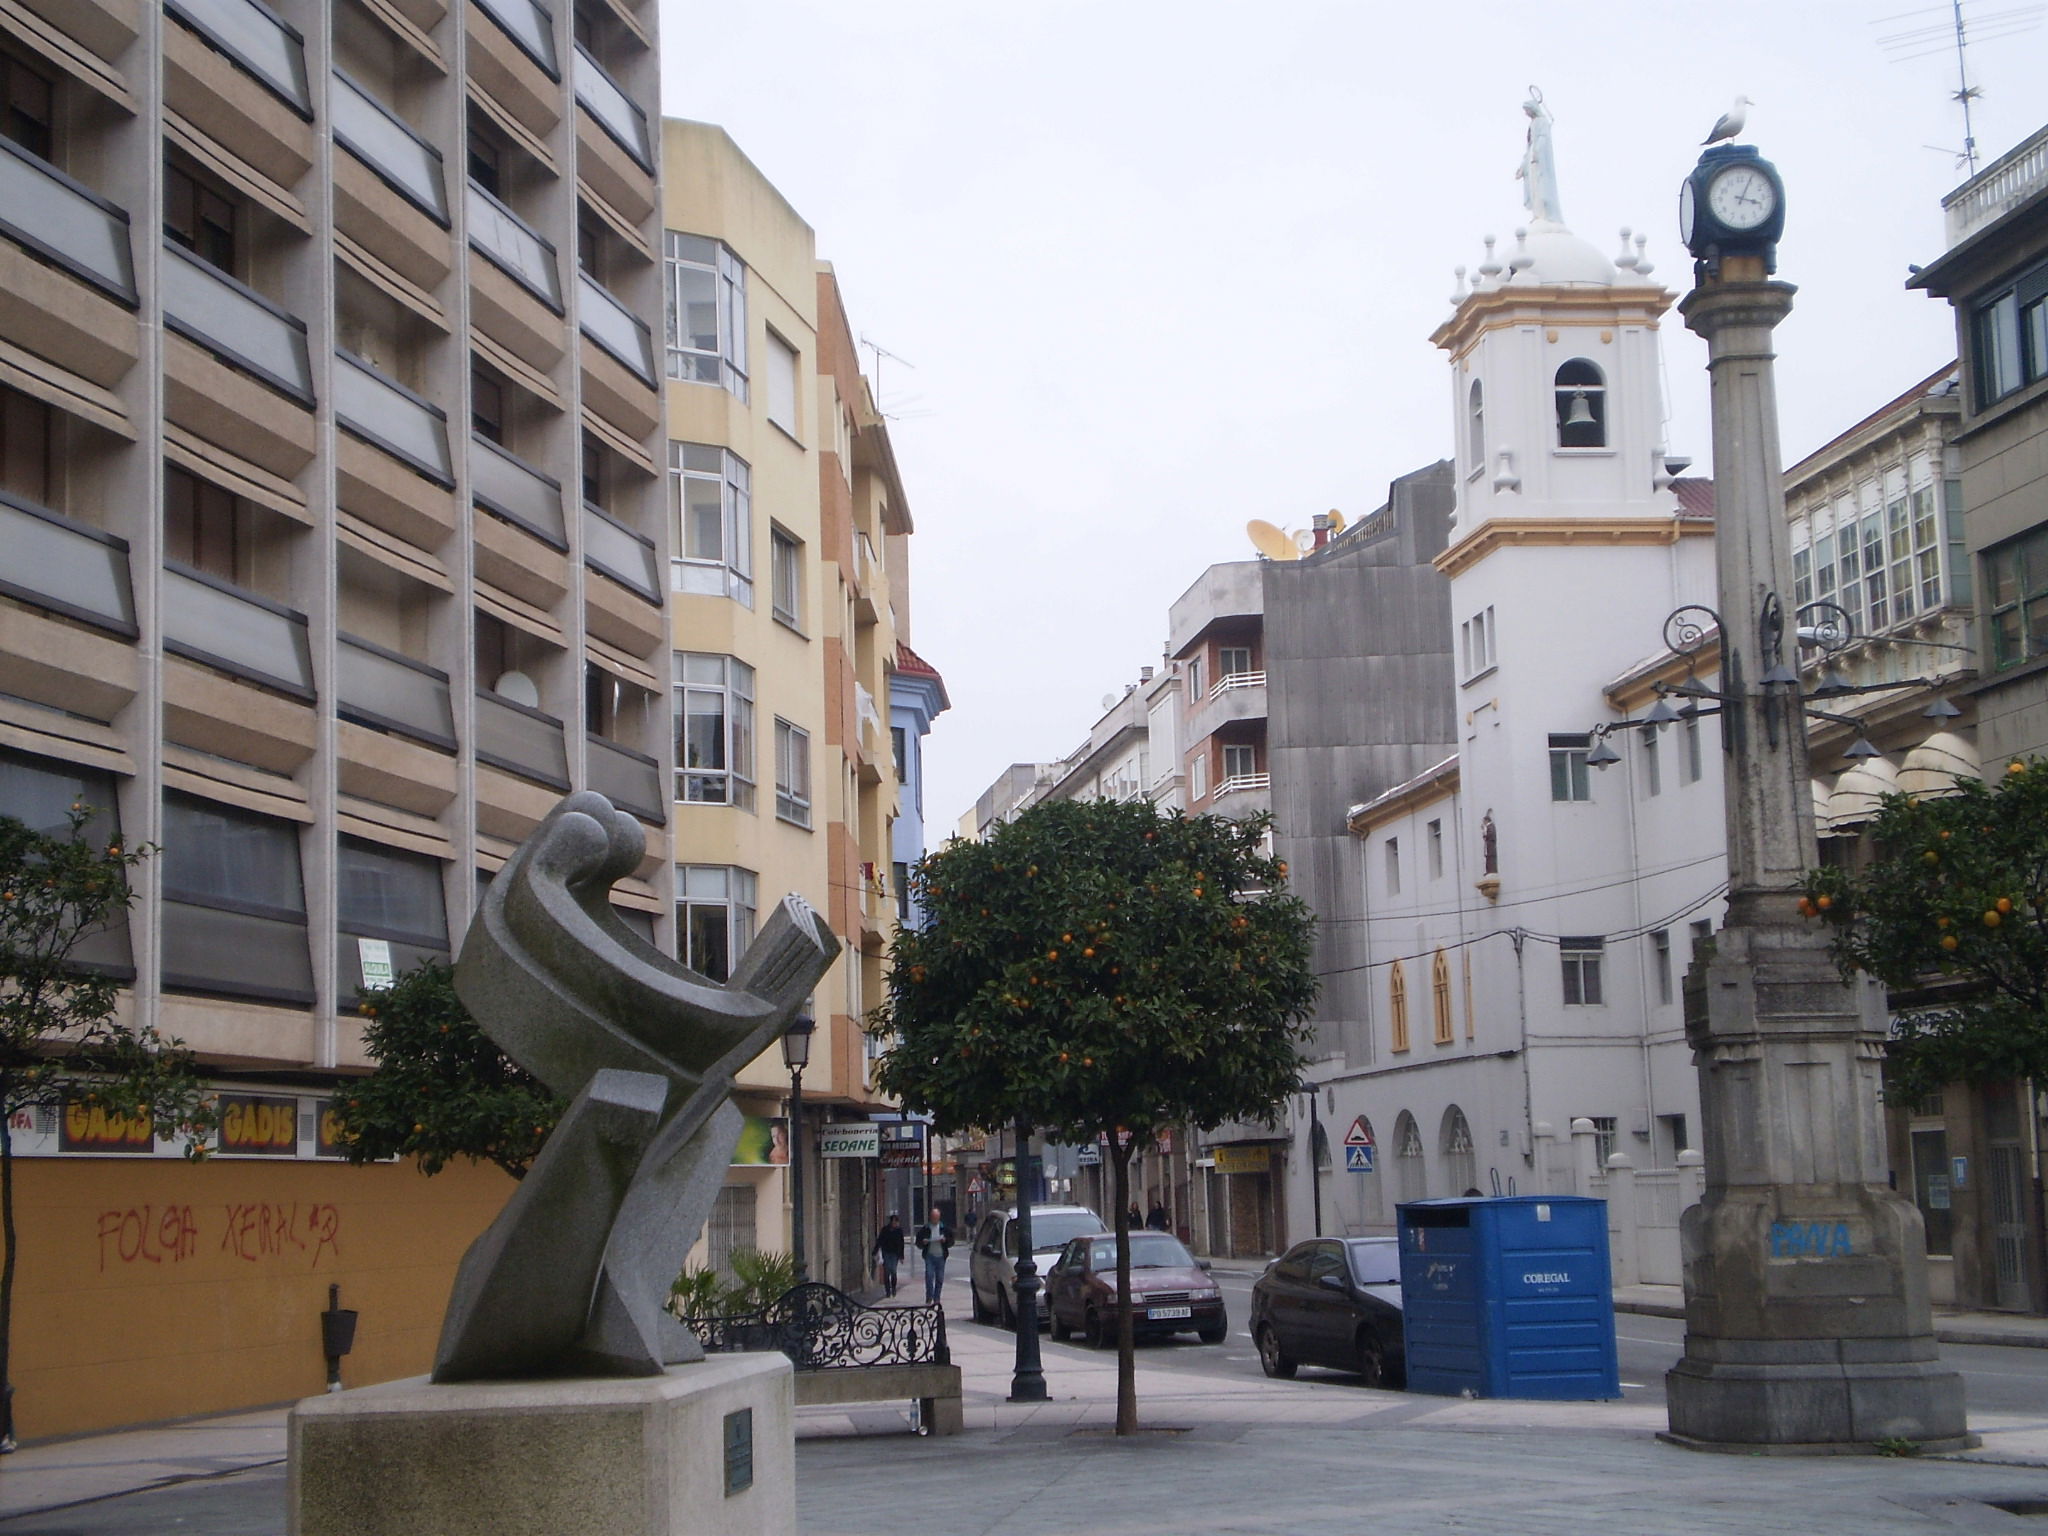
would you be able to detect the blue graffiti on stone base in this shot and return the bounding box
[1769,1221,1854,1258]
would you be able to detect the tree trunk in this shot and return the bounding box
[1110,1134,1137,1436]
[1,1081,16,1451]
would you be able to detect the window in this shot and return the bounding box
[670,442,753,605]
[663,232,747,397]
[1658,1113,1689,1165]
[676,864,757,983]
[1388,959,1409,1052]
[1548,734,1591,802]
[0,50,54,160]
[1460,606,1495,679]
[891,726,908,784]
[674,653,755,809]
[764,329,799,437]
[1468,379,1485,476]
[586,662,651,741]
[162,466,270,594]
[1862,508,1889,630]
[466,113,504,197]
[159,792,312,1004]
[471,364,504,445]
[1188,750,1208,801]
[1689,918,1713,961]
[1681,715,1704,784]
[1886,495,1917,623]
[1218,645,1252,680]
[1589,1116,1618,1165]
[773,718,811,827]
[1427,818,1443,880]
[0,746,130,973]
[1187,655,1203,700]
[1641,726,1661,797]
[1431,950,1453,1045]
[1792,540,1812,606]
[1652,928,1672,1005]
[165,158,237,275]
[1560,936,1604,1006]
[0,385,50,505]
[336,836,448,1002]
[1221,743,1258,783]
[1554,358,1606,448]
[1987,526,2048,671]
[1972,255,2048,406]
[892,861,910,923]
[1383,836,1400,895]
[770,526,802,629]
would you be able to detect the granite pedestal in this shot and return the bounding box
[288,1354,793,1536]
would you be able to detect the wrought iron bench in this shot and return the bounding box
[683,1282,963,1435]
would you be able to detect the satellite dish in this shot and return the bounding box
[1246,519,1299,562]
[1294,529,1315,554]
[1100,693,1119,712]
[1327,509,1348,535]
[494,669,540,708]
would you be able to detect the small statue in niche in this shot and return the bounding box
[1480,810,1499,876]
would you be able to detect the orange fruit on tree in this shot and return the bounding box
[1997,896,2013,913]
[1984,910,2003,928]
[1941,934,1959,951]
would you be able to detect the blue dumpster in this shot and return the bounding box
[1397,1195,1620,1400]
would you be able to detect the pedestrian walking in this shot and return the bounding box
[1145,1202,1169,1232]
[872,1212,906,1298]
[916,1206,950,1304]
[1127,1203,1143,1230]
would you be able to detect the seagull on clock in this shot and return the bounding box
[1703,95,1753,146]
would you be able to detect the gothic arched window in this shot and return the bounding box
[1554,358,1606,448]
[1388,960,1410,1054]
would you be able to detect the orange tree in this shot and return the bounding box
[1804,758,2048,1103]
[0,805,211,1450]
[332,959,559,1182]
[869,798,1316,1435]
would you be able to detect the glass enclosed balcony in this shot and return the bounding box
[0,137,135,305]
[468,180,561,310]
[335,351,453,486]
[337,634,456,750]
[0,490,136,637]
[573,45,651,169]
[473,0,558,77]
[332,71,448,223]
[165,0,312,116]
[586,734,665,825]
[581,502,658,600]
[161,563,314,699]
[475,689,568,788]
[161,241,313,403]
[578,274,655,383]
[472,433,566,546]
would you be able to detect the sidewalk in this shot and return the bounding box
[6,1285,2048,1535]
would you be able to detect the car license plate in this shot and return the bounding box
[1147,1305,1192,1320]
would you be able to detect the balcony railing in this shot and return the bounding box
[337,633,455,750]
[335,351,453,486]
[586,734,665,825]
[472,433,566,546]
[1208,669,1266,700]
[1944,123,2048,247]
[475,689,568,788]
[1213,771,1271,799]
[165,0,312,117]
[0,136,135,305]
[578,274,655,383]
[468,179,561,310]
[582,502,659,600]
[162,562,313,699]
[161,241,313,404]
[332,70,448,224]
[573,44,652,170]
[473,0,558,78]
[0,490,136,637]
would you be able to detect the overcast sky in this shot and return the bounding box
[663,2,2048,835]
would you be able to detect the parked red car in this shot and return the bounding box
[1043,1231,1227,1346]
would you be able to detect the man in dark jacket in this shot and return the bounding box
[915,1207,950,1304]
[872,1212,906,1297]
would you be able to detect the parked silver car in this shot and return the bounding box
[967,1204,1107,1328]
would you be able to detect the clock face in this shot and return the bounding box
[1707,164,1776,231]
[1678,179,1696,246]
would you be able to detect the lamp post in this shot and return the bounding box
[1007,1117,1048,1402]
[1659,143,1970,1452]
[782,1014,814,1282]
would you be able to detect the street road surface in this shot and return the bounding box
[963,1266,2048,1416]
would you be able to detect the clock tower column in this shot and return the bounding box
[1662,151,1972,1453]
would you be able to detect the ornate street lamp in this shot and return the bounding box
[1007,1117,1048,1402]
[782,1013,815,1282]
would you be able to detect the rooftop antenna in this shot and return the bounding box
[858,334,917,418]
[1874,0,2044,175]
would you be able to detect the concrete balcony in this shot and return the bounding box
[1208,772,1271,821]
[332,71,453,295]
[1167,559,1262,660]
[586,733,664,825]
[163,0,314,199]
[1186,669,1267,748]
[573,45,653,223]
[466,0,562,165]
[0,490,139,722]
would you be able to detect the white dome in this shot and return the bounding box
[1508,220,1617,287]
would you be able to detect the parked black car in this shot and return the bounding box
[1248,1236,1404,1387]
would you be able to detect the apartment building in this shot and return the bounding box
[661,119,925,1290]
[0,0,667,1436]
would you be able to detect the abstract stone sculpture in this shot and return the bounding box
[433,791,839,1382]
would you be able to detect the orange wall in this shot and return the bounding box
[9,1155,512,1440]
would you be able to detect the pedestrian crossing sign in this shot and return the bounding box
[1345,1144,1375,1173]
